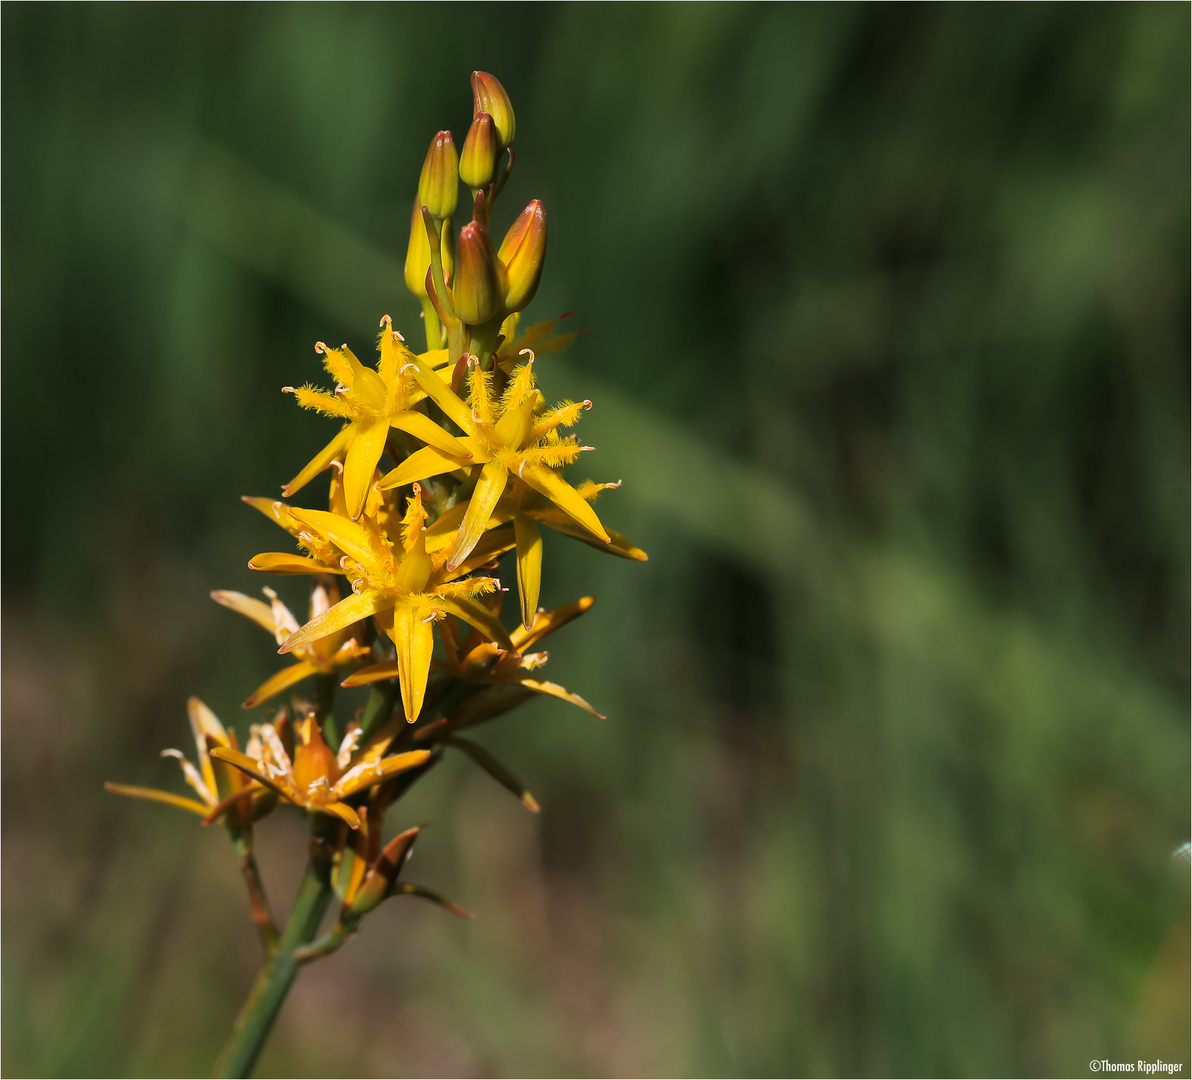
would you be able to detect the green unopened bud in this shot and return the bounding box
[453,220,506,325]
[404,201,454,299]
[471,71,515,148]
[459,113,498,190]
[404,200,430,297]
[498,200,547,313]
[417,130,459,221]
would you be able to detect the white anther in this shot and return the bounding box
[400,363,417,375]
[580,445,595,452]
[314,342,327,354]
[329,460,344,475]
[421,609,437,624]
[161,748,184,760]
[281,386,296,394]
[299,531,316,545]
[351,579,365,594]
[472,409,483,423]
[379,314,392,328]
[394,331,405,342]
[341,343,348,350]
[307,776,329,792]
[517,460,527,478]
[583,400,593,410]
[609,479,622,488]
[335,383,348,397]
[519,348,536,363]
[266,763,284,780]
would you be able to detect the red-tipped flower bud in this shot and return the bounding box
[471,71,515,148]
[453,221,506,325]
[498,200,547,313]
[417,130,459,221]
[459,113,499,189]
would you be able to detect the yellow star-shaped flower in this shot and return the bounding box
[276,485,516,723]
[378,340,610,572]
[283,317,471,520]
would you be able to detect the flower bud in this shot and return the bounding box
[471,71,515,148]
[498,200,547,313]
[416,130,459,221]
[459,113,498,189]
[349,827,419,916]
[404,202,454,299]
[404,200,430,297]
[453,221,506,325]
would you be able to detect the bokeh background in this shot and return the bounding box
[3,4,1188,1077]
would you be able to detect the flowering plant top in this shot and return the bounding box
[105,71,645,1078]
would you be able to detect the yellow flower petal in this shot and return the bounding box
[510,595,595,651]
[281,590,393,655]
[447,460,508,570]
[185,696,227,796]
[389,604,435,723]
[287,508,386,578]
[243,661,318,709]
[434,594,514,651]
[408,356,480,434]
[493,672,604,718]
[321,801,361,830]
[209,747,293,801]
[377,444,478,491]
[104,782,210,818]
[519,462,610,543]
[389,410,473,459]
[343,418,390,520]
[211,590,277,636]
[340,660,401,688]
[513,515,542,630]
[248,552,344,575]
[282,425,353,499]
[335,748,432,798]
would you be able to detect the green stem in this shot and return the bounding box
[212,860,334,1078]
[315,673,338,748]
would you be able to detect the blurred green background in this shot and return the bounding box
[3,3,1188,1077]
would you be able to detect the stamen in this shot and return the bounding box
[400,363,417,375]
[161,749,184,760]
[394,331,405,342]
[329,460,344,475]
[339,556,352,569]
[421,609,438,624]
[472,409,483,423]
[583,400,593,409]
[314,342,327,354]
[379,314,392,328]
[307,777,329,792]
[335,384,348,397]
[580,446,595,452]
[281,386,296,394]
[519,348,536,363]
[517,460,527,478]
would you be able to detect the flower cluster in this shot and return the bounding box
[107,71,645,994]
